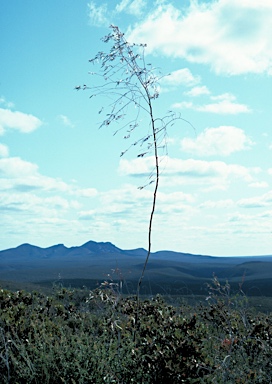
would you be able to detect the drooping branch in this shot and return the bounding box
[77,25,189,300]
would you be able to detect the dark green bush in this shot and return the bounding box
[1,282,272,383]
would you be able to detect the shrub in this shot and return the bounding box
[1,283,272,383]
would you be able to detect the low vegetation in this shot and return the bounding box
[1,277,272,383]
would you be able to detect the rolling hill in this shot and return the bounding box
[1,240,272,295]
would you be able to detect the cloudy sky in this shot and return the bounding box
[1,0,272,256]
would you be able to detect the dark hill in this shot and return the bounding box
[1,241,272,296]
[80,240,123,254]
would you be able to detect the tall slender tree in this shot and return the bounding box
[77,25,191,299]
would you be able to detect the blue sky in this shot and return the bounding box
[1,0,272,256]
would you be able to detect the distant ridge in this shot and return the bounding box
[1,240,272,264]
[81,240,123,254]
[1,240,272,295]
[1,240,272,259]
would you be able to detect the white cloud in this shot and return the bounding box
[58,114,74,128]
[157,190,194,204]
[197,100,250,114]
[185,86,210,97]
[238,191,272,208]
[173,93,251,114]
[129,0,146,16]
[78,209,96,220]
[0,144,9,158]
[78,184,152,224]
[249,181,269,189]
[163,68,200,87]
[88,2,109,26]
[164,157,252,182]
[199,199,234,209]
[119,156,253,190]
[119,157,153,178]
[173,101,193,109]
[116,0,147,16]
[75,188,98,198]
[127,0,272,75]
[0,156,98,198]
[116,0,130,13]
[79,183,195,225]
[181,126,254,156]
[0,191,80,217]
[210,93,235,102]
[0,157,69,192]
[0,108,42,135]
[88,0,147,27]
[100,183,151,207]
[0,96,14,109]
[0,157,39,178]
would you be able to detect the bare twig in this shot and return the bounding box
[78,25,191,305]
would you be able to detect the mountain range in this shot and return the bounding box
[1,240,272,296]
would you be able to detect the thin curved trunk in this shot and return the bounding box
[136,98,159,300]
